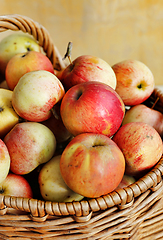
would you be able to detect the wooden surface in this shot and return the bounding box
[0,0,163,85]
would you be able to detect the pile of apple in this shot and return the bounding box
[0,32,162,205]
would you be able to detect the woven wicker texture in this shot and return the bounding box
[0,14,163,240]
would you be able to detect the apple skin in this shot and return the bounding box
[60,81,125,137]
[0,173,33,198]
[5,51,54,90]
[0,33,41,79]
[112,122,163,177]
[112,59,155,106]
[60,133,125,198]
[60,55,117,91]
[0,89,20,139]
[116,174,136,190]
[39,155,84,202]
[12,70,65,122]
[0,139,10,184]
[122,104,163,138]
[4,122,56,175]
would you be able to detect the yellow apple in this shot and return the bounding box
[38,155,84,202]
[0,88,19,139]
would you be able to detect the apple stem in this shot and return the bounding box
[63,42,73,64]
[51,106,59,120]
[151,97,159,109]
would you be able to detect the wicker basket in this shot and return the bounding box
[0,14,163,240]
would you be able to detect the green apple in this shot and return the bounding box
[0,32,41,78]
[38,155,84,202]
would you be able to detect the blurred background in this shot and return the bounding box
[0,0,162,86]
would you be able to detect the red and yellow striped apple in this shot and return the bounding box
[122,104,163,138]
[4,122,56,175]
[60,133,125,198]
[112,59,155,106]
[113,122,163,177]
[60,81,125,137]
[5,51,54,90]
[60,55,117,91]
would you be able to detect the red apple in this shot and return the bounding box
[60,133,125,198]
[4,122,56,175]
[112,59,155,106]
[112,122,163,177]
[12,70,65,122]
[60,55,117,91]
[122,104,163,138]
[60,81,125,137]
[5,51,54,90]
[0,173,33,198]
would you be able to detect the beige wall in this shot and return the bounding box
[0,0,163,85]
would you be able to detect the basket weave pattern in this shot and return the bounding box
[0,14,163,240]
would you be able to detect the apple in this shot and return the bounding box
[60,133,125,198]
[0,88,20,139]
[12,70,65,122]
[116,174,136,190]
[0,173,33,198]
[41,102,72,143]
[112,59,155,106]
[112,122,163,177]
[4,122,56,175]
[122,104,163,138]
[5,51,55,90]
[39,155,84,202]
[0,139,10,185]
[60,55,117,91]
[60,81,125,137]
[0,32,41,79]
